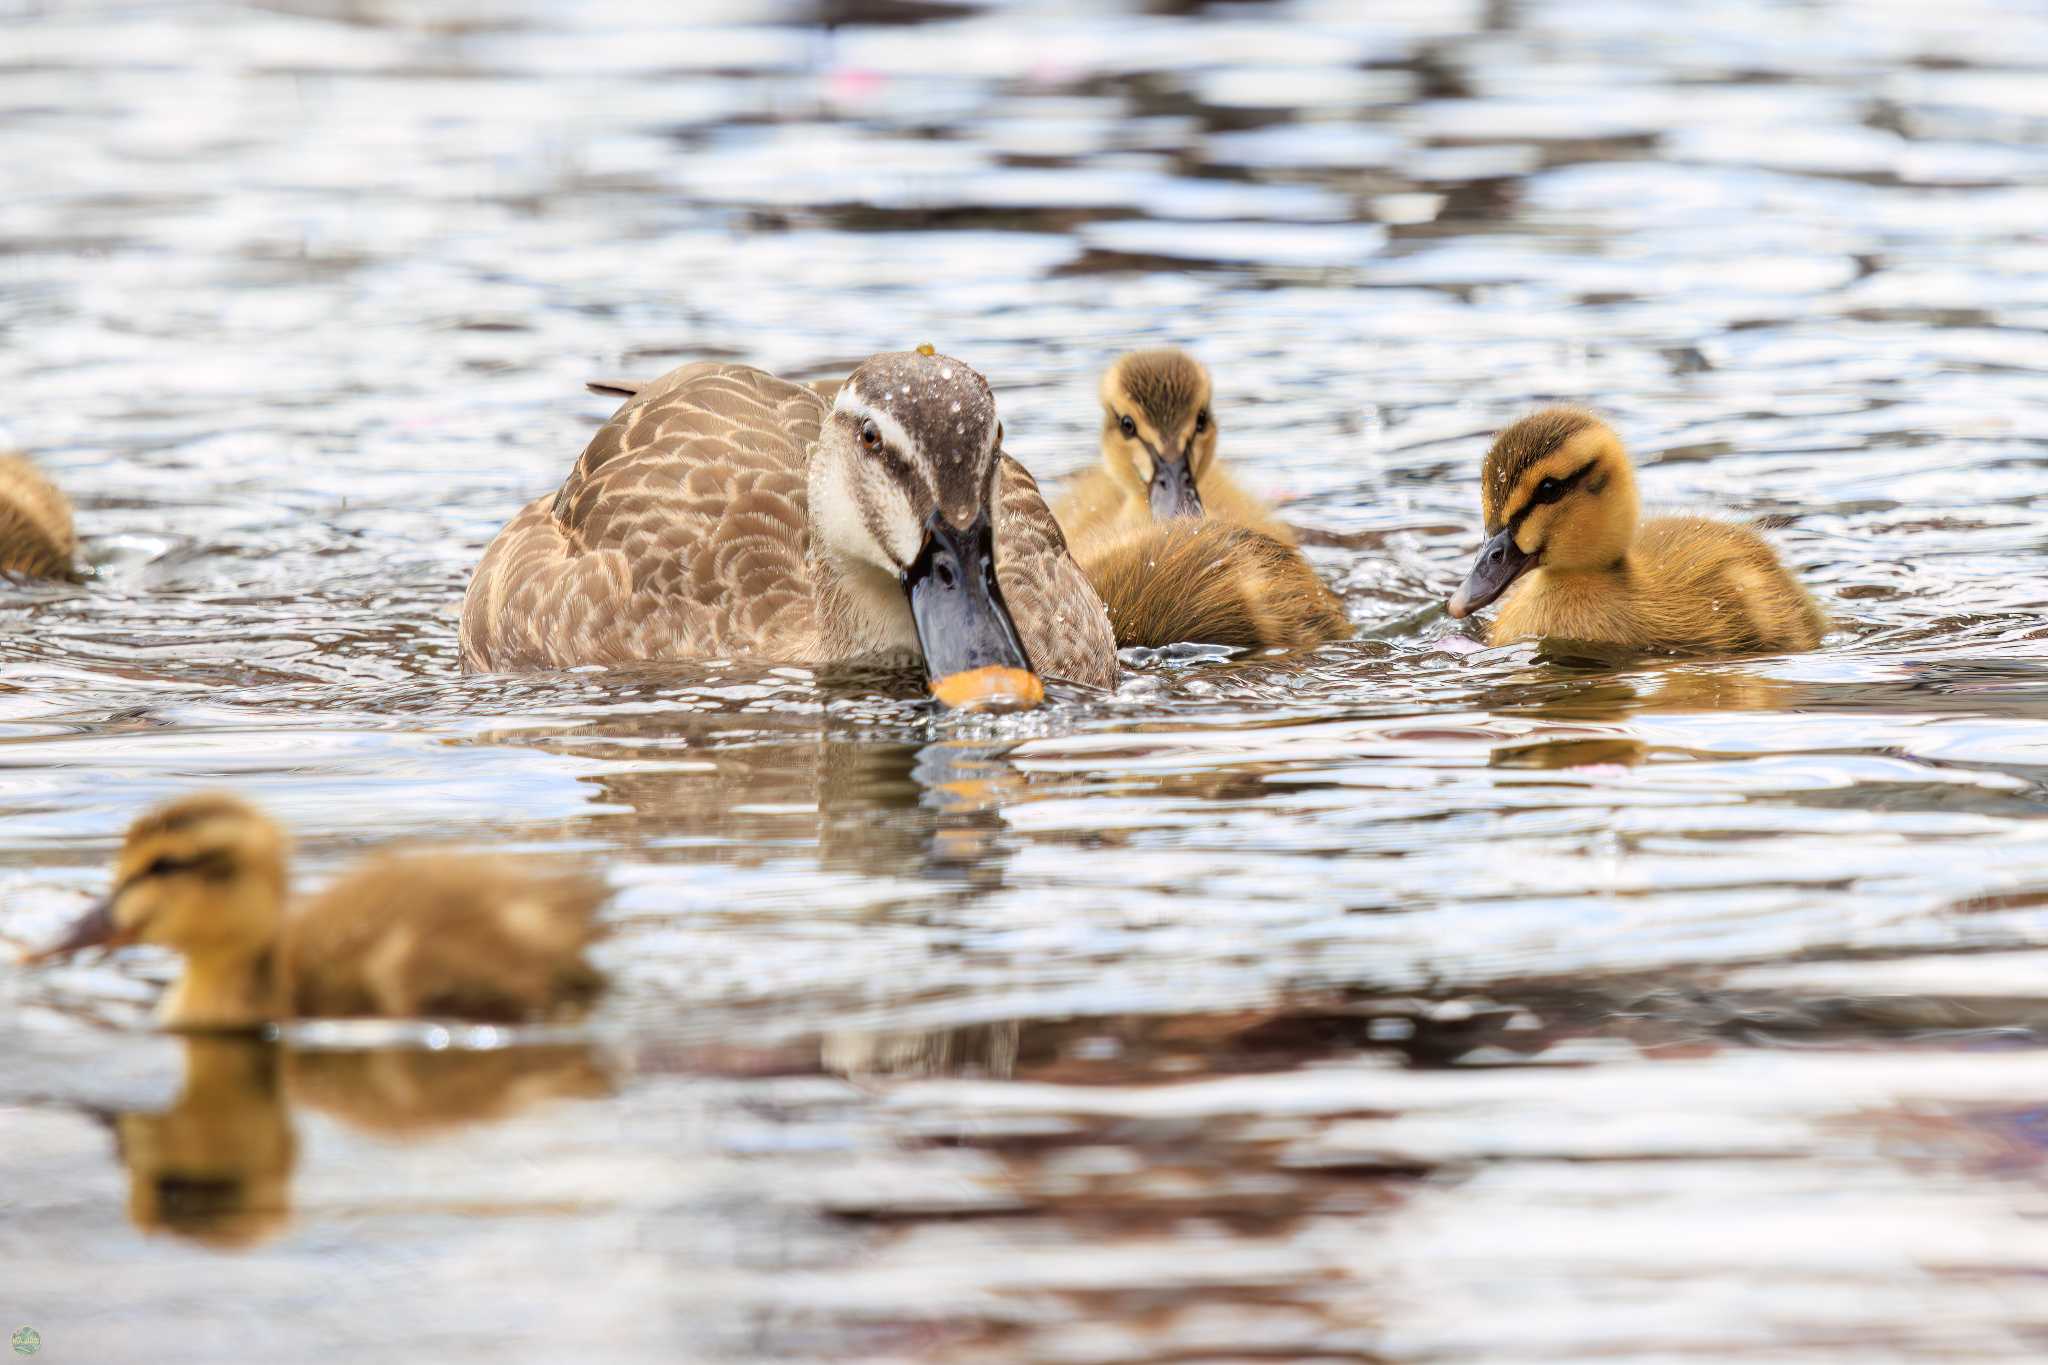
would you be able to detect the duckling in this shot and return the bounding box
[1055,349,1292,549]
[1446,407,1826,654]
[27,794,606,1030]
[466,351,1117,700]
[1081,518,1352,650]
[0,451,76,579]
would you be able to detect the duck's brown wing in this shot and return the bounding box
[992,455,1118,689]
[285,852,608,1024]
[461,362,827,672]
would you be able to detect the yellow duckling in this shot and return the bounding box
[1081,518,1351,651]
[27,794,606,1029]
[1055,349,1291,548]
[0,451,77,578]
[1447,407,1826,654]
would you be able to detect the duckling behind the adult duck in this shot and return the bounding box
[0,452,76,579]
[1056,349,1291,548]
[1447,407,1826,654]
[1083,519,1351,651]
[28,794,606,1029]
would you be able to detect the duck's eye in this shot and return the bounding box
[1534,476,1567,505]
[1118,414,1137,439]
[1194,408,1209,434]
[859,419,882,452]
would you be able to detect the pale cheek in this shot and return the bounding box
[815,457,917,573]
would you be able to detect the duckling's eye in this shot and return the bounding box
[1194,409,1209,434]
[859,419,882,452]
[1534,476,1567,505]
[143,855,183,879]
[994,422,1003,449]
[1118,414,1137,439]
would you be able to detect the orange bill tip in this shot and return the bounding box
[928,666,1045,712]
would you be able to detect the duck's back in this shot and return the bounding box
[284,852,607,1023]
[460,363,826,672]
[1631,515,1826,653]
[0,453,76,579]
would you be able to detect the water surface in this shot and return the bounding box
[4,0,2048,1360]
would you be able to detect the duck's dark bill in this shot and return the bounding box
[903,510,1040,707]
[1448,527,1535,619]
[22,896,125,963]
[1148,457,1203,520]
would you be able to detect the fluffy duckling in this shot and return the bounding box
[28,794,606,1030]
[1055,349,1292,548]
[1082,519,1351,651]
[1447,407,1826,654]
[0,452,77,578]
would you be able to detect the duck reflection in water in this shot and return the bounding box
[110,1036,612,1248]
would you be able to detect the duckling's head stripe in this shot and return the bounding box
[1483,406,1602,531]
[1109,350,1210,438]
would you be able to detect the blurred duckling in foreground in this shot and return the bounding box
[1447,407,1825,654]
[1055,349,1292,547]
[0,451,76,578]
[1083,518,1351,651]
[27,794,606,1029]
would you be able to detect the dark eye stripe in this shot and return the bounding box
[1507,457,1600,532]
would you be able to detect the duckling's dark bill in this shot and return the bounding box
[1148,457,1203,520]
[23,896,126,963]
[1448,527,1535,619]
[903,510,1040,706]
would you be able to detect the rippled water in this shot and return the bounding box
[5,0,2048,1359]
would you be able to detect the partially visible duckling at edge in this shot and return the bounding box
[26,794,606,1030]
[1446,407,1826,654]
[1083,519,1352,651]
[1055,349,1292,548]
[0,452,77,579]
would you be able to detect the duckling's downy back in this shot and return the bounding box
[0,453,76,578]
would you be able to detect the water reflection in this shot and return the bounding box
[110,1037,611,1248]
[118,1038,294,1248]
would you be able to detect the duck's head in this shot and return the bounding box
[28,794,289,965]
[1448,407,1641,619]
[811,350,1039,705]
[1099,349,1216,521]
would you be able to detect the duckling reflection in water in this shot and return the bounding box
[113,1036,610,1247]
[27,794,606,1029]
[1448,407,1826,655]
[0,452,77,579]
[118,1036,295,1247]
